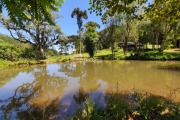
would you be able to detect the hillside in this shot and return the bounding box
[0,33,32,49]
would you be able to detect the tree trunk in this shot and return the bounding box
[159,44,164,52]
[40,46,46,59]
[111,42,114,59]
[124,36,128,55]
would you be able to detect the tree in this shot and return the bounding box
[89,0,180,52]
[136,19,154,49]
[84,21,100,58]
[146,0,180,24]
[98,20,124,51]
[89,0,143,55]
[98,28,109,49]
[89,0,146,23]
[58,34,70,54]
[0,0,64,26]
[68,35,80,54]
[146,0,180,51]
[105,17,119,58]
[0,14,63,58]
[71,8,88,55]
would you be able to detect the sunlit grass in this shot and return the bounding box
[95,49,112,57]
[1,48,180,68]
[95,49,131,59]
[0,59,14,68]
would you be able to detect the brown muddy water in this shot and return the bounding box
[0,61,180,119]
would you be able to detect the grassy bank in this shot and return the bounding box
[126,51,180,60]
[95,49,180,60]
[0,53,89,68]
[0,49,180,68]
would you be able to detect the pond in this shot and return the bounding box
[0,61,180,119]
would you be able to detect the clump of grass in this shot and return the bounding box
[74,98,103,120]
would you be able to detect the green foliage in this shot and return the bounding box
[84,21,100,58]
[147,0,180,25]
[0,33,32,49]
[68,35,79,52]
[89,0,145,23]
[73,88,180,120]
[71,8,88,30]
[126,51,180,60]
[84,37,96,58]
[46,49,59,56]
[71,8,88,55]
[89,0,180,54]
[0,33,19,45]
[0,0,65,25]
[0,40,21,61]
[21,48,42,59]
[104,93,129,119]
[74,98,103,120]
[0,13,62,58]
[98,28,111,49]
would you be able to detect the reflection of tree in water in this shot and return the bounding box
[58,61,180,105]
[73,87,89,104]
[0,66,68,119]
[59,62,85,78]
[60,62,102,104]
[0,67,35,88]
[78,62,101,91]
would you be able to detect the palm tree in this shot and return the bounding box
[71,8,88,56]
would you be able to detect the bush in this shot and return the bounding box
[46,49,59,56]
[0,40,21,61]
[21,48,42,59]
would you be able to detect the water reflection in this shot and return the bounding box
[73,87,89,104]
[0,61,180,119]
[0,66,68,119]
[156,62,180,71]
[59,62,100,105]
[58,61,180,101]
[0,67,35,88]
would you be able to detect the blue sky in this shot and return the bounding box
[0,0,104,36]
[58,0,105,36]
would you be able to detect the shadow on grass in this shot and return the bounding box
[95,54,113,59]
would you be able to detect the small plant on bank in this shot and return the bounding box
[74,98,103,120]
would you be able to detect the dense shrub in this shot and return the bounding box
[46,48,59,56]
[21,48,42,59]
[0,40,21,61]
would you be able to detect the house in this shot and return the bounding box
[118,42,143,49]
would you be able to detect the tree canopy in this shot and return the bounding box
[71,8,88,31]
[0,0,65,25]
[84,21,100,57]
[89,0,180,24]
[0,13,62,58]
